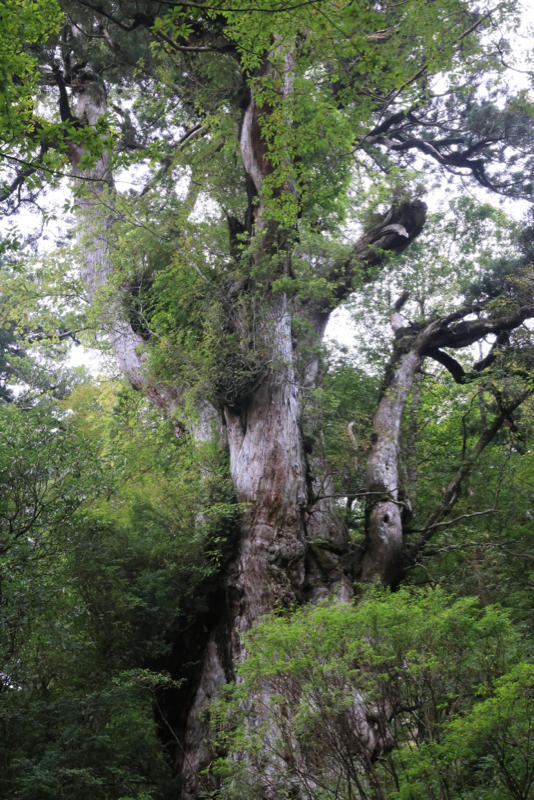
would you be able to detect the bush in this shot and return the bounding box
[210,587,521,800]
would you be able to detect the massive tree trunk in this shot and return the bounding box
[5,0,533,795]
[180,293,314,798]
[180,53,356,794]
[63,52,428,799]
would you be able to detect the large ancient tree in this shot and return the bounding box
[2,0,534,796]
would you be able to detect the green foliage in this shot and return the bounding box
[107,219,270,407]
[310,359,380,539]
[211,587,520,800]
[396,663,534,800]
[0,0,62,141]
[145,253,265,406]
[398,357,534,627]
[0,682,174,800]
[0,379,240,800]
[63,381,239,641]
[0,400,104,560]
[1,1,533,797]
[0,314,25,401]
[348,198,521,374]
[153,0,507,228]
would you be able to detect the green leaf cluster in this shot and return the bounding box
[0,376,240,800]
[0,0,62,140]
[211,587,522,799]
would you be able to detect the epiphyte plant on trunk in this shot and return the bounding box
[2,0,534,796]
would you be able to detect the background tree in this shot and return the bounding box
[0,373,240,799]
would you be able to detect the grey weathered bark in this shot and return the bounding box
[360,321,434,586]
[403,370,422,512]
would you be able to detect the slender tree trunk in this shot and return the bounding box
[68,71,185,421]
[360,318,440,587]
[361,303,534,587]
[361,347,423,587]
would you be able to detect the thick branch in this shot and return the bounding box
[52,63,78,125]
[426,330,512,383]
[74,1,155,31]
[331,200,427,306]
[152,28,235,54]
[422,304,534,352]
[386,136,497,190]
[25,327,81,345]
[0,151,45,203]
[424,347,466,382]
